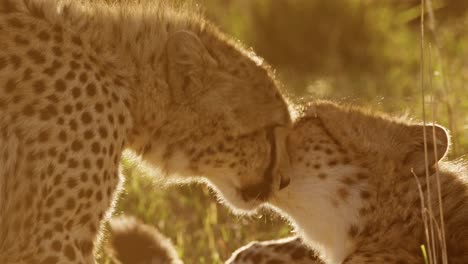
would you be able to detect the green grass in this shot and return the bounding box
[99,156,291,264]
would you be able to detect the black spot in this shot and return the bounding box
[65,176,78,189]
[348,225,359,238]
[33,80,46,94]
[79,72,88,83]
[95,191,102,201]
[75,102,83,111]
[38,131,49,142]
[39,256,58,264]
[291,247,308,260]
[71,87,81,98]
[64,244,76,261]
[69,120,78,131]
[54,79,66,92]
[5,78,16,93]
[81,240,94,256]
[27,49,46,64]
[71,140,83,152]
[22,104,35,116]
[51,240,62,252]
[84,130,94,140]
[69,61,80,70]
[0,56,7,71]
[67,159,78,169]
[360,190,371,199]
[79,213,91,225]
[10,55,22,69]
[14,35,29,45]
[71,36,82,46]
[86,83,96,96]
[91,142,100,154]
[8,18,24,28]
[63,104,73,114]
[54,33,63,43]
[266,260,284,264]
[98,127,108,138]
[23,68,33,80]
[43,60,63,77]
[96,158,104,169]
[95,103,104,113]
[81,112,92,124]
[38,31,51,41]
[65,71,76,80]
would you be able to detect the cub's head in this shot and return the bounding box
[290,101,450,177]
[268,101,450,255]
[143,29,291,212]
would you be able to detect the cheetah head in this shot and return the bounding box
[267,101,450,262]
[140,30,292,212]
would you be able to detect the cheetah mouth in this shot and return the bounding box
[266,126,291,190]
[238,126,290,203]
[270,127,291,190]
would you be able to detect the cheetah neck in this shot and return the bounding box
[268,120,369,264]
[270,163,366,264]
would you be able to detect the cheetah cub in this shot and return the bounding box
[229,101,468,264]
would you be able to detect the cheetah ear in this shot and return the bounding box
[166,30,216,103]
[403,124,450,174]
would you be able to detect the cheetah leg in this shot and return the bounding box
[0,120,122,263]
[343,248,422,264]
[226,236,324,264]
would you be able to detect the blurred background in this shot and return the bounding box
[100,0,468,263]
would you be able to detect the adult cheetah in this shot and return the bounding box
[0,0,292,263]
[228,101,468,264]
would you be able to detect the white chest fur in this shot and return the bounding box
[270,163,366,264]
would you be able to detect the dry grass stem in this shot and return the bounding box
[419,1,436,263]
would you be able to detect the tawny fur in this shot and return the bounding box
[0,0,291,263]
[107,216,182,264]
[227,236,322,264]
[230,101,468,264]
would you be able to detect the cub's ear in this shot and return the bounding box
[166,30,216,103]
[403,124,450,174]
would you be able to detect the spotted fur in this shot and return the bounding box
[107,216,182,264]
[227,236,322,264]
[230,101,468,264]
[0,0,291,263]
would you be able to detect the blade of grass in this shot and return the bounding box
[421,245,429,264]
[419,1,436,263]
[429,42,448,264]
[412,169,432,264]
[425,0,459,157]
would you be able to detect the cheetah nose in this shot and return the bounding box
[279,175,290,190]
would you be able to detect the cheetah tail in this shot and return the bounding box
[106,215,183,264]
